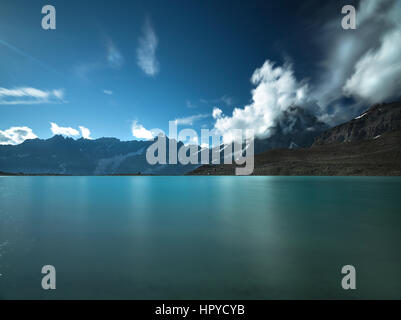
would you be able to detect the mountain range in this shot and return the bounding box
[0,106,328,175]
[2,102,399,175]
[190,102,401,176]
[0,135,194,175]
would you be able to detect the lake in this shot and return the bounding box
[0,176,400,299]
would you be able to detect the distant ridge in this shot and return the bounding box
[0,135,198,175]
[2,103,400,176]
[0,106,328,176]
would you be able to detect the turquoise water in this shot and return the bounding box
[0,176,400,300]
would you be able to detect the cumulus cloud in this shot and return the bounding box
[50,123,94,139]
[343,25,401,102]
[212,108,223,119]
[312,0,401,120]
[213,60,308,143]
[137,18,159,76]
[0,87,65,105]
[0,126,38,145]
[50,122,80,137]
[209,0,401,131]
[79,126,92,139]
[173,113,210,126]
[132,121,154,140]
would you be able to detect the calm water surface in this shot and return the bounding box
[0,176,400,299]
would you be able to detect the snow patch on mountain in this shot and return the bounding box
[94,147,145,174]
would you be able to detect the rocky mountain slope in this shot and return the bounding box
[189,129,401,176]
[190,102,401,176]
[254,106,328,153]
[314,102,401,145]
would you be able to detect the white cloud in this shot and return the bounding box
[0,87,64,105]
[344,29,401,103]
[312,0,401,120]
[137,18,159,76]
[173,113,210,126]
[79,126,92,139]
[50,122,79,137]
[106,39,124,69]
[213,60,308,143]
[212,108,223,119]
[0,126,38,145]
[52,89,64,99]
[132,121,154,140]
[103,90,113,95]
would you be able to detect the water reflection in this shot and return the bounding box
[0,176,400,299]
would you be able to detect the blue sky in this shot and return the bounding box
[1,0,400,144]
